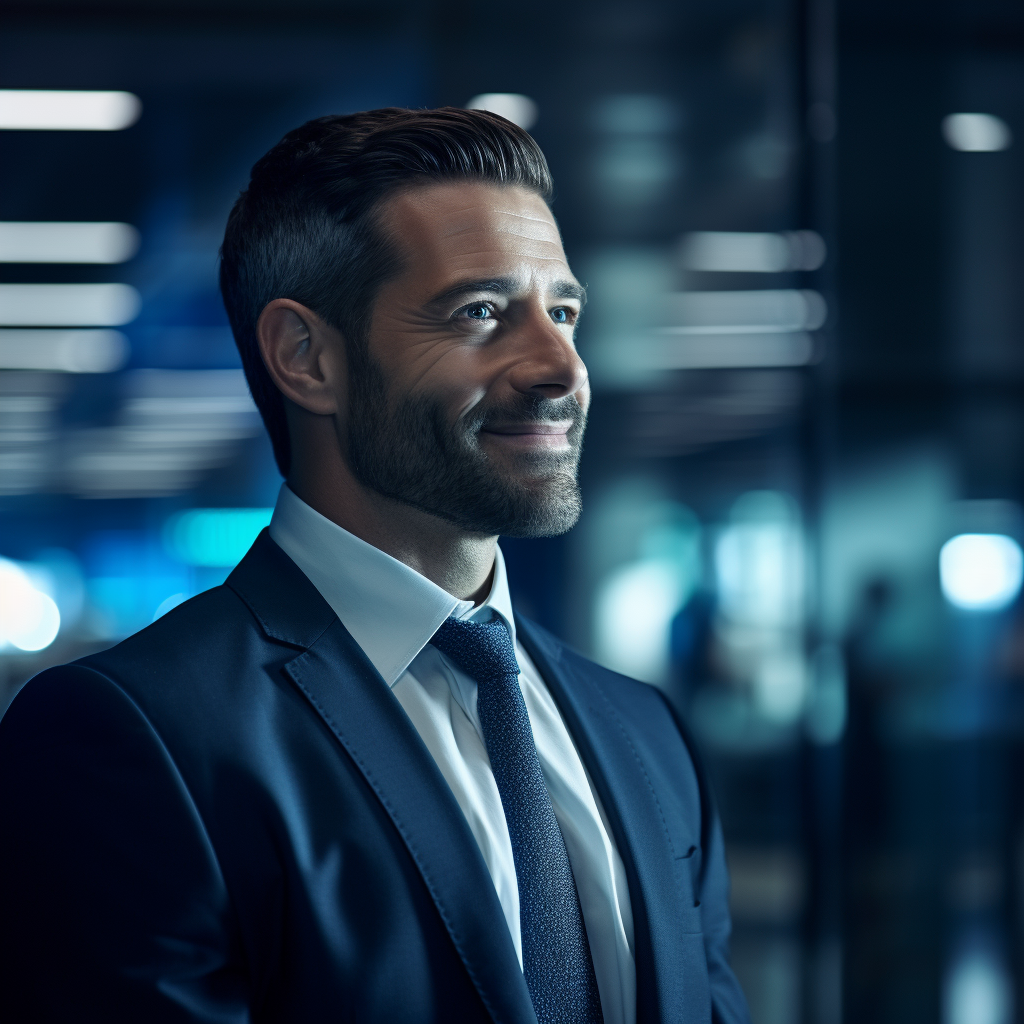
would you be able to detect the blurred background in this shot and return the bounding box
[1,0,1023,1021]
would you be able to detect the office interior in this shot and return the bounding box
[2,0,1023,1022]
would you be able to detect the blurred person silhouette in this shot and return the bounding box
[0,108,749,1024]
[841,575,901,1019]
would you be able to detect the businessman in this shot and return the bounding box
[0,107,749,1024]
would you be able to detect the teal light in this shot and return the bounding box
[165,508,273,567]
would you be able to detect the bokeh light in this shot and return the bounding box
[939,534,1024,612]
[0,558,60,652]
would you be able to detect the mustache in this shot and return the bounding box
[467,394,587,435]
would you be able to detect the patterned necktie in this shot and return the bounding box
[431,616,604,1024]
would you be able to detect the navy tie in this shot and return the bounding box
[431,616,604,1024]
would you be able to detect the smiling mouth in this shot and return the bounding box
[479,421,575,449]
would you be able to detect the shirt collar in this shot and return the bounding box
[268,484,515,686]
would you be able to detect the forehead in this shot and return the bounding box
[378,181,571,288]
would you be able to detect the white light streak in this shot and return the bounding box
[0,222,139,263]
[942,113,1012,153]
[645,331,814,369]
[0,329,128,372]
[466,93,538,130]
[0,283,140,326]
[0,90,141,131]
[680,231,826,273]
[664,289,827,332]
[64,370,261,497]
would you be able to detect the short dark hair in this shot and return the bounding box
[219,107,554,477]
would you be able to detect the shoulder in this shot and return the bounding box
[68,529,330,698]
[4,582,270,751]
[516,614,699,767]
[518,614,714,860]
[80,582,260,688]
[517,613,677,717]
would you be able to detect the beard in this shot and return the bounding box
[345,351,586,538]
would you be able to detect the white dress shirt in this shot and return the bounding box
[269,484,636,1024]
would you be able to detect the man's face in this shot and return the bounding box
[343,181,590,538]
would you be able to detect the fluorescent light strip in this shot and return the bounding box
[646,332,814,369]
[0,90,141,131]
[125,368,249,396]
[123,396,258,416]
[942,113,1012,153]
[680,231,826,273]
[664,289,827,332]
[0,284,140,326]
[0,329,128,372]
[0,222,139,263]
[658,324,812,336]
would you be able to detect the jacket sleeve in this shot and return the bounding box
[0,664,250,1023]
[661,694,751,1024]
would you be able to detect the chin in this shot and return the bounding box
[492,473,583,539]
[499,504,582,539]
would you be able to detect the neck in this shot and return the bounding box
[287,451,497,604]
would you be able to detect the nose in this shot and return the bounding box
[506,311,589,400]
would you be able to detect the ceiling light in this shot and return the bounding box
[680,231,826,273]
[942,113,1012,152]
[0,222,139,263]
[0,90,141,130]
[0,283,141,326]
[663,289,827,333]
[466,94,538,131]
[0,329,128,372]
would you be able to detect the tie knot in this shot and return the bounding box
[430,616,520,685]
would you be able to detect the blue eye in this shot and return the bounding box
[551,307,568,323]
[465,303,490,319]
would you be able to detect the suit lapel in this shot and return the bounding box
[516,617,708,1024]
[229,534,536,1024]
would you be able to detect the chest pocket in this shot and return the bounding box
[674,844,704,932]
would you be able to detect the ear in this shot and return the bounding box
[256,298,346,416]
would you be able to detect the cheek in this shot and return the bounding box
[413,349,497,419]
[439,382,491,425]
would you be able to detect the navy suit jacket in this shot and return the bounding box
[0,531,749,1024]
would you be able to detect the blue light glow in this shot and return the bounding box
[944,944,1012,1024]
[165,508,273,568]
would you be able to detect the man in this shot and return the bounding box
[0,108,749,1024]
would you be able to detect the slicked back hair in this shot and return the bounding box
[219,107,554,477]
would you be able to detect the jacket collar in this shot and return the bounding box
[226,527,335,649]
[228,531,537,1024]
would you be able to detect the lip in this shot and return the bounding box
[480,421,574,449]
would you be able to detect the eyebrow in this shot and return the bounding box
[424,276,588,310]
